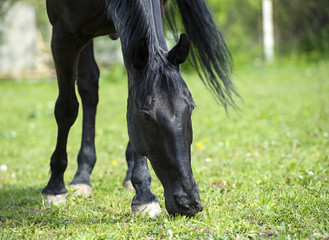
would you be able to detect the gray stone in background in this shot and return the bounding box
[0,2,122,79]
[94,36,123,66]
[0,2,37,77]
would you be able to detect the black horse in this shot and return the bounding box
[42,0,236,217]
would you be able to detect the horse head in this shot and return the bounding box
[126,34,203,216]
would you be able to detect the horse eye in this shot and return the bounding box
[140,111,153,126]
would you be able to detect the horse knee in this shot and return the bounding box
[50,151,67,174]
[54,96,79,128]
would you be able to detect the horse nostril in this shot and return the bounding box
[174,196,189,210]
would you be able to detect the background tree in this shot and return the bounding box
[207,0,329,62]
[274,0,329,58]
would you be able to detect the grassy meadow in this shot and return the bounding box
[0,60,328,239]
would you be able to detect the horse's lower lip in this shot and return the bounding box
[172,208,201,217]
[166,201,204,217]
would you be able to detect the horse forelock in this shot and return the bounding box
[135,57,194,110]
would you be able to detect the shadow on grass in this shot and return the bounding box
[0,185,45,226]
[0,185,43,208]
[0,184,134,228]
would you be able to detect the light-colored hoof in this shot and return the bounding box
[68,184,93,198]
[131,202,161,218]
[42,193,68,206]
[123,180,135,191]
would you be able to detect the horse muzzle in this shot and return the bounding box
[164,178,204,217]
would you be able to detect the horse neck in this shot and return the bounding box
[108,0,168,61]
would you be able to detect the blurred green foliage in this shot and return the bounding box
[274,0,329,59]
[207,0,329,63]
[1,0,328,65]
[208,0,263,65]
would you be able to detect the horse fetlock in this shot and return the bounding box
[42,178,67,195]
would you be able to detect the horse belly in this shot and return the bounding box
[48,0,116,37]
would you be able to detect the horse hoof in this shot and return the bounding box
[131,202,161,218]
[42,193,68,206]
[68,184,93,198]
[123,180,134,191]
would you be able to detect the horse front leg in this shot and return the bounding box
[42,26,84,205]
[130,149,161,218]
[69,41,99,197]
[123,142,135,190]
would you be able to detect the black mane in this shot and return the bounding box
[165,1,239,109]
[108,0,167,56]
[108,0,191,107]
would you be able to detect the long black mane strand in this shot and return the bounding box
[166,0,239,108]
[107,0,156,57]
[108,0,190,105]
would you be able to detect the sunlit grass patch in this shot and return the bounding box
[1,61,328,239]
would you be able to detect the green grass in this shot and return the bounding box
[0,60,328,239]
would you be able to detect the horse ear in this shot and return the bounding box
[167,33,190,66]
[132,37,149,71]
